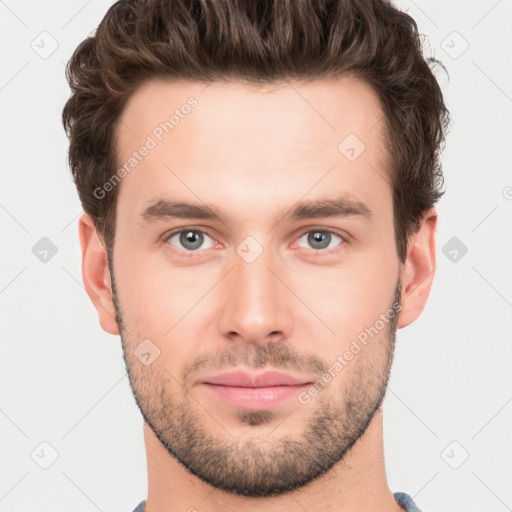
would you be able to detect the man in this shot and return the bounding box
[62,0,449,510]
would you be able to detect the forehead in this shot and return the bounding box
[114,77,391,225]
[117,77,386,150]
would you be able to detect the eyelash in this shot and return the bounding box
[163,227,347,258]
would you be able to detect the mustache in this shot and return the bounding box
[181,342,328,384]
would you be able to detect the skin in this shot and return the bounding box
[79,77,437,512]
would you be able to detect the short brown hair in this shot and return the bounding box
[62,0,449,262]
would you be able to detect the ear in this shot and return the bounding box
[78,213,119,335]
[398,208,437,329]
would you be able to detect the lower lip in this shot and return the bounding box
[201,383,311,410]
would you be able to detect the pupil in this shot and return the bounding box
[182,231,202,250]
[310,231,329,249]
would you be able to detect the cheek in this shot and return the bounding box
[289,254,398,335]
[113,238,208,326]
[120,278,203,345]
[295,279,393,351]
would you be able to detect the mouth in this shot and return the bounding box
[199,370,313,410]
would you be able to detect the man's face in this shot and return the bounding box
[109,78,402,496]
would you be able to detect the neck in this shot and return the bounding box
[142,407,404,512]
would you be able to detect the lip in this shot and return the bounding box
[200,370,311,387]
[198,370,313,411]
[201,383,311,410]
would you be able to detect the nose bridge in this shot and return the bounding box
[218,241,291,344]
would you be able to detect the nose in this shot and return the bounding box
[217,244,293,347]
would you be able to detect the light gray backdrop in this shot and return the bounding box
[1,1,511,511]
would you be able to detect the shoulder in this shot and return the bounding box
[394,491,424,512]
[131,500,146,512]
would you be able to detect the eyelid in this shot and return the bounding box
[162,226,349,256]
[162,227,217,253]
[293,226,347,253]
[294,226,348,242]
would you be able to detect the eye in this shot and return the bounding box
[163,227,346,257]
[296,229,344,253]
[165,229,216,253]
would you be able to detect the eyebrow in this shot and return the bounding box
[139,195,372,227]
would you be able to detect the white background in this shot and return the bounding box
[1,1,511,511]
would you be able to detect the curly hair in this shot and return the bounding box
[62,0,449,262]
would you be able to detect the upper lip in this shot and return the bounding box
[201,370,312,388]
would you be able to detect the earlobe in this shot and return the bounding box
[397,208,438,329]
[78,213,120,335]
